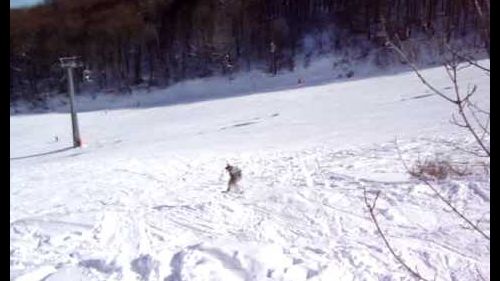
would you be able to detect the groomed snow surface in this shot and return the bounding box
[11,60,490,281]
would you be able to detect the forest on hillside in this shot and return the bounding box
[10,0,490,102]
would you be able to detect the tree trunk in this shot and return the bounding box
[133,44,143,85]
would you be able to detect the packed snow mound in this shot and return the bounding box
[11,61,489,280]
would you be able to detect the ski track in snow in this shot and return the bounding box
[10,62,489,281]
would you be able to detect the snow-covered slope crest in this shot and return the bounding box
[10,61,489,281]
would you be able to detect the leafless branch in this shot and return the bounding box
[395,140,490,240]
[468,103,490,139]
[456,146,489,158]
[452,84,490,156]
[445,44,490,73]
[363,186,431,281]
[444,162,470,177]
[480,117,490,140]
[481,161,490,175]
[387,38,490,157]
[475,212,490,230]
[443,58,457,84]
[450,114,468,128]
[476,265,487,281]
[441,138,489,158]
[469,102,490,116]
[385,40,456,104]
[462,84,477,103]
[456,63,473,72]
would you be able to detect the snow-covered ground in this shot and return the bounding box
[10,60,490,280]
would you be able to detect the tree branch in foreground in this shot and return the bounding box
[363,186,431,281]
[445,44,490,73]
[394,139,490,241]
[386,39,490,157]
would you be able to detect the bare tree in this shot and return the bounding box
[364,19,490,279]
[385,39,490,157]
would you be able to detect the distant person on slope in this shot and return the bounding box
[224,164,242,193]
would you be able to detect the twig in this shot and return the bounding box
[444,161,470,177]
[438,138,489,158]
[387,38,490,157]
[363,186,431,281]
[454,144,488,158]
[467,102,490,138]
[476,265,487,281]
[475,212,490,230]
[449,62,490,156]
[445,44,490,73]
[385,40,456,104]
[394,140,490,240]
[469,102,490,115]
[450,114,468,128]
[420,177,489,240]
[456,62,473,72]
[462,84,477,104]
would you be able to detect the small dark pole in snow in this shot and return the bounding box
[60,57,82,148]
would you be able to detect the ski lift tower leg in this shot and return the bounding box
[60,56,82,148]
[67,67,81,147]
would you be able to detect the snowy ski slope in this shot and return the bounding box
[10,61,490,281]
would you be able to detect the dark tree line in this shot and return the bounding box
[10,0,488,101]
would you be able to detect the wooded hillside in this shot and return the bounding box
[10,0,489,101]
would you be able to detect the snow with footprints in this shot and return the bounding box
[11,59,490,280]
